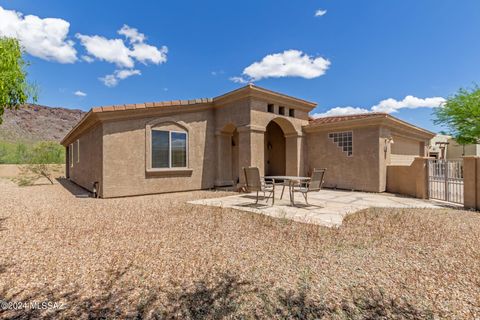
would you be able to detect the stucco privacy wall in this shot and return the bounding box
[102,107,215,198]
[386,157,429,198]
[67,124,103,193]
[463,156,480,210]
[306,126,382,192]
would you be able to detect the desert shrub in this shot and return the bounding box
[29,141,64,164]
[0,140,64,164]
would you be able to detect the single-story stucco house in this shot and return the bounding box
[61,85,434,198]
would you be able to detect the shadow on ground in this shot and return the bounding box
[56,178,92,198]
[0,269,434,319]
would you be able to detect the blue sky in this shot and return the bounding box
[1,0,480,133]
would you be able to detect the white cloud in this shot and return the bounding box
[130,43,167,65]
[115,69,141,79]
[315,9,327,17]
[118,24,145,44]
[312,95,446,118]
[312,107,370,118]
[76,25,168,69]
[81,55,94,63]
[229,76,248,84]
[371,95,446,113]
[99,69,141,87]
[74,90,87,97]
[76,34,134,68]
[0,6,77,63]
[99,74,118,87]
[240,50,330,82]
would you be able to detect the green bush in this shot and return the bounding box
[0,140,64,164]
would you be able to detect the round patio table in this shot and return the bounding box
[264,176,310,205]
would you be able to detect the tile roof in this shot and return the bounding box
[309,112,388,124]
[91,98,213,113]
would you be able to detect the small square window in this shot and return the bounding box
[267,104,274,113]
[289,109,295,117]
[279,106,285,115]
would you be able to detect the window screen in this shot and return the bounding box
[152,131,170,168]
[151,130,188,168]
[171,132,187,167]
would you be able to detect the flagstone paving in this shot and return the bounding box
[189,189,445,227]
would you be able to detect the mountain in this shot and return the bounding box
[0,104,85,143]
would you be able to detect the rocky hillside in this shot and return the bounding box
[0,104,85,143]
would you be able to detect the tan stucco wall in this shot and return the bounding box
[68,124,103,193]
[101,108,216,198]
[306,126,382,192]
[447,139,480,160]
[386,157,429,199]
[380,127,428,193]
[463,157,480,210]
[215,97,309,184]
[390,135,423,165]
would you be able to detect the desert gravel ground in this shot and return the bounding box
[0,178,479,319]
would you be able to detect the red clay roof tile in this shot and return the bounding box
[101,106,115,112]
[309,113,388,125]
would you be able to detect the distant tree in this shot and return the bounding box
[15,143,29,163]
[16,142,64,185]
[434,85,480,144]
[0,37,37,124]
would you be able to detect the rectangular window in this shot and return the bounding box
[289,108,295,117]
[76,139,80,163]
[279,106,285,115]
[171,132,187,167]
[151,130,188,168]
[69,144,73,167]
[267,104,274,113]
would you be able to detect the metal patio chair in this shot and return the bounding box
[290,168,326,206]
[243,167,275,205]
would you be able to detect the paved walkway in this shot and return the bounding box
[189,189,443,227]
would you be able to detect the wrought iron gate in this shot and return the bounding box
[428,159,464,204]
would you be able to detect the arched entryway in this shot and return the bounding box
[265,121,286,176]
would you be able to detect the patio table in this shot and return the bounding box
[264,175,310,205]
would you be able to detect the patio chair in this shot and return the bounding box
[243,167,275,205]
[290,168,326,205]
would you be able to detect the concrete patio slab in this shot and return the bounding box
[188,189,444,227]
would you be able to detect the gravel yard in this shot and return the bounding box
[0,179,479,319]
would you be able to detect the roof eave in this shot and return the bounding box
[304,114,435,139]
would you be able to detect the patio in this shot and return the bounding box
[189,189,443,227]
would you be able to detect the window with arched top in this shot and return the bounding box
[146,120,190,172]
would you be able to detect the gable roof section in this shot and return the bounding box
[309,112,387,125]
[213,84,317,110]
[306,112,435,139]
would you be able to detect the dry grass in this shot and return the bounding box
[0,179,479,319]
[0,164,64,186]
